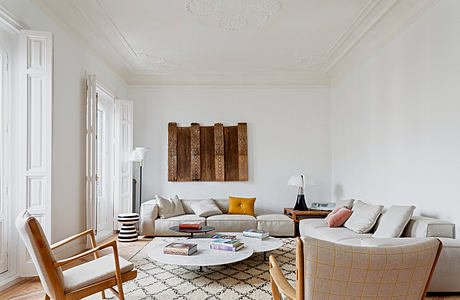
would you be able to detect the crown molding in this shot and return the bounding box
[328,0,439,86]
[0,4,24,33]
[32,0,439,87]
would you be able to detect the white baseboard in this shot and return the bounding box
[0,272,21,292]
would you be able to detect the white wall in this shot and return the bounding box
[0,0,128,242]
[129,87,332,214]
[331,0,460,230]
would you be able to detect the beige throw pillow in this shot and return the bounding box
[373,205,416,238]
[344,200,383,233]
[156,195,185,219]
[335,199,355,209]
[190,199,222,217]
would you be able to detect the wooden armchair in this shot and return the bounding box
[15,210,137,300]
[269,236,442,300]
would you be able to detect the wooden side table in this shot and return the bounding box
[283,208,330,236]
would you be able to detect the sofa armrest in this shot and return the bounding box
[402,216,455,238]
[140,199,158,236]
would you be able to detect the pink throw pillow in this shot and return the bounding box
[325,206,344,223]
[327,208,353,228]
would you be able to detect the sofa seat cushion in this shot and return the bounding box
[256,214,294,236]
[206,214,256,232]
[299,219,372,242]
[63,254,134,292]
[154,214,206,236]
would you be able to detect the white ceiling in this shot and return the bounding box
[34,0,438,86]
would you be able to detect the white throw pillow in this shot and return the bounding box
[156,195,185,219]
[190,199,222,217]
[344,200,383,233]
[335,199,355,209]
[372,205,416,238]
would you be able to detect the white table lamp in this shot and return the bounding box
[288,174,308,211]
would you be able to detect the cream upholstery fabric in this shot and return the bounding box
[301,236,440,299]
[206,214,256,232]
[344,200,383,233]
[429,238,460,292]
[156,195,185,218]
[335,199,355,209]
[63,253,133,292]
[299,219,373,244]
[402,216,455,238]
[190,199,222,217]
[154,214,206,236]
[15,211,64,298]
[181,198,230,214]
[373,205,415,238]
[257,214,294,236]
[140,199,158,236]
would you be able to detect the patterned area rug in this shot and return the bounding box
[86,237,296,300]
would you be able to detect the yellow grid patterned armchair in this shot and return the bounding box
[269,236,442,300]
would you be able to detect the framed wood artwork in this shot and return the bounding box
[168,122,248,182]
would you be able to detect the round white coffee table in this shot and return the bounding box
[232,232,283,260]
[148,238,253,272]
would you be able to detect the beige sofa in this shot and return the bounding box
[140,198,294,237]
[299,216,460,292]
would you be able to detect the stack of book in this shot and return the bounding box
[210,234,237,240]
[163,242,198,256]
[243,229,269,239]
[209,238,244,252]
[178,222,202,230]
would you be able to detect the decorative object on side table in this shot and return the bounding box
[310,202,335,210]
[283,207,330,236]
[288,174,308,211]
[130,147,150,214]
[118,213,140,242]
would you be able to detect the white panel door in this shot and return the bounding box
[17,30,53,276]
[86,75,97,233]
[113,100,133,226]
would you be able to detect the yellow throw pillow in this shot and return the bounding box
[228,196,256,216]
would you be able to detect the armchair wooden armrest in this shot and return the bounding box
[54,240,117,268]
[51,229,96,250]
[269,255,296,300]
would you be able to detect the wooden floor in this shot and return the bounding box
[0,234,459,300]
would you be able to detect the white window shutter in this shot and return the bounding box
[86,75,97,233]
[17,30,53,276]
[113,99,133,226]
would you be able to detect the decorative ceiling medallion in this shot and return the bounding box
[134,53,178,72]
[185,0,281,31]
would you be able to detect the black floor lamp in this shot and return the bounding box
[130,147,150,214]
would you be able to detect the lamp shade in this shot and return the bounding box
[288,174,304,187]
[129,147,150,162]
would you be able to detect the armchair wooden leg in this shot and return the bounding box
[44,295,50,300]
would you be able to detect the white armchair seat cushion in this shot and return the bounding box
[206,214,256,232]
[63,253,134,293]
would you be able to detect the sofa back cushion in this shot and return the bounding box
[373,205,416,238]
[156,195,185,218]
[180,198,229,214]
[335,199,355,209]
[344,200,383,233]
[190,199,223,217]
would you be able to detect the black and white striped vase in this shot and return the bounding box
[117,213,139,242]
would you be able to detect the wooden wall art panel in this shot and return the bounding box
[168,122,248,182]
